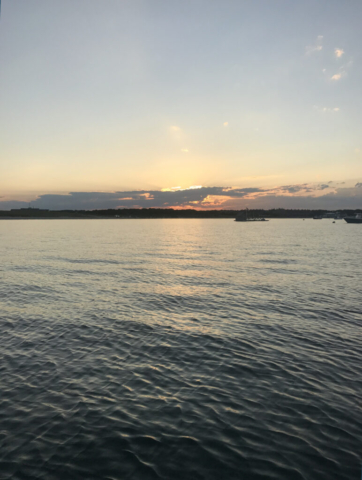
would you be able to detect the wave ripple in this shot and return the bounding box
[0,219,361,479]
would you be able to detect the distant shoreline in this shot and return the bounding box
[0,208,360,221]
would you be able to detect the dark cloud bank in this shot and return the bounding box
[1,184,362,210]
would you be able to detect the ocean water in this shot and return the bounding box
[0,219,361,480]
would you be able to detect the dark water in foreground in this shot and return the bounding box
[0,219,361,480]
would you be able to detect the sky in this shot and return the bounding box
[0,0,361,210]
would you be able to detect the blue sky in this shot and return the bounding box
[0,0,361,209]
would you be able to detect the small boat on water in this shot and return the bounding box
[344,213,362,224]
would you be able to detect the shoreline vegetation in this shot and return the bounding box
[1,208,361,219]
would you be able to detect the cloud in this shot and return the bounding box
[221,187,267,197]
[0,187,262,211]
[331,60,352,81]
[169,125,181,132]
[306,45,322,55]
[305,36,323,55]
[277,185,308,194]
[331,73,343,81]
[355,148,360,154]
[313,106,340,113]
[180,148,189,153]
[335,48,344,58]
[2,182,361,211]
[223,122,228,127]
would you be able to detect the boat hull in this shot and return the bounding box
[344,218,362,223]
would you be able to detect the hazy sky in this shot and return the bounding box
[0,0,361,209]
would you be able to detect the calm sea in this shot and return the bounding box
[0,219,361,480]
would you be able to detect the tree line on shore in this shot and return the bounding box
[1,208,361,219]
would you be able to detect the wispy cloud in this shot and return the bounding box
[335,48,344,58]
[169,125,181,132]
[180,148,189,153]
[306,45,323,55]
[305,35,323,55]
[223,122,229,127]
[331,59,352,81]
[313,106,340,113]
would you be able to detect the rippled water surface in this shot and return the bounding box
[0,219,361,480]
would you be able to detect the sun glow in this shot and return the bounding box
[161,185,202,192]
